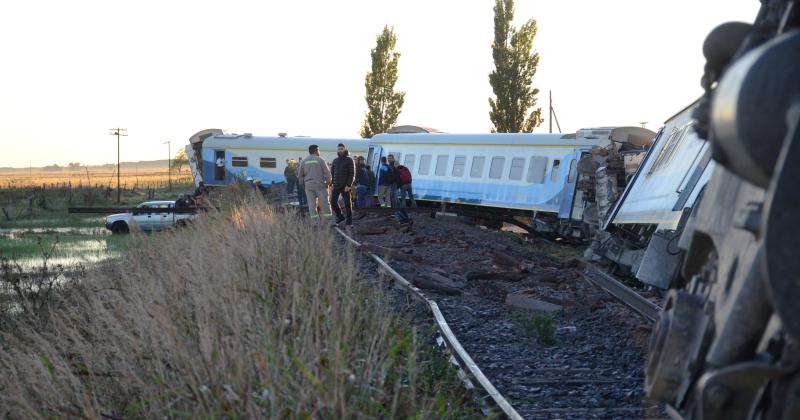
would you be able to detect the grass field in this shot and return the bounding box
[0,202,478,418]
[0,169,193,190]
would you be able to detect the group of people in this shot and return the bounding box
[295,143,415,227]
[377,154,416,209]
[175,181,209,208]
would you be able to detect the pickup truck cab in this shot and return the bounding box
[105,200,196,233]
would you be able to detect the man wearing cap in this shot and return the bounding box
[298,144,332,222]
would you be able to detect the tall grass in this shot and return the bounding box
[0,202,474,418]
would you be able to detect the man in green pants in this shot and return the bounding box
[298,144,332,222]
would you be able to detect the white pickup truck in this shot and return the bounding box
[105,200,197,233]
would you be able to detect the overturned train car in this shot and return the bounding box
[585,100,715,290]
[641,1,800,418]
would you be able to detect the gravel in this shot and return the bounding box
[345,211,664,420]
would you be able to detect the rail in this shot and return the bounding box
[334,227,523,420]
[583,265,662,323]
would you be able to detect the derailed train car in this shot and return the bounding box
[641,1,800,418]
[585,101,716,289]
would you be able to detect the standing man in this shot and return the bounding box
[298,145,332,222]
[297,157,307,206]
[284,160,298,196]
[330,143,356,226]
[354,157,370,208]
[395,162,416,208]
[377,156,395,207]
[215,155,225,181]
[387,154,400,207]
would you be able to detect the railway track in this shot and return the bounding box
[335,226,523,419]
[337,212,664,419]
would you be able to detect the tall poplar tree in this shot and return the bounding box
[360,26,405,139]
[488,0,544,133]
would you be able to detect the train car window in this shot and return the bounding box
[527,156,547,183]
[551,160,561,181]
[452,156,466,177]
[404,154,416,173]
[489,157,505,179]
[567,159,578,182]
[648,123,692,175]
[435,155,449,176]
[470,156,485,178]
[509,158,525,180]
[259,157,276,168]
[232,156,248,167]
[418,154,432,175]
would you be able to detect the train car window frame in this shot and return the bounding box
[509,157,525,180]
[551,159,561,181]
[231,156,248,167]
[404,154,416,173]
[567,159,578,182]
[435,155,449,176]
[259,157,277,168]
[452,155,466,177]
[418,154,432,175]
[470,156,486,178]
[527,156,547,183]
[489,156,505,179]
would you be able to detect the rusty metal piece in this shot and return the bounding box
[584,265,661,323]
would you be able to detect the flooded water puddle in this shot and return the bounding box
[0,227,109,239]
[0,228,127,270]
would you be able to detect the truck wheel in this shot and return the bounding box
[111,221,129,234]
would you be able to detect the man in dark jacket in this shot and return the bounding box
[354,156,370,208]
[330,143,356,226]
[377,156,396,207]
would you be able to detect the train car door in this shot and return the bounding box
[367,145,382,194]
[557,151,582,219]
[568,152,592,221]
[214,150,225,181]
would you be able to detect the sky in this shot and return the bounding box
[0,0,761,168]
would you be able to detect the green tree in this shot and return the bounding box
[488,0,544,133]
[172,148,188,173]
[360,26,405,139]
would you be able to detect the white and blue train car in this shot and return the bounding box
[186,129,367,187]
[367,132,608,223]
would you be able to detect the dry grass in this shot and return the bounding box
[0,170,192,190]
[0,202,474,418]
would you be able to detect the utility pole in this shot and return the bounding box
[163,140,171,192]
[109,128,127,203]
[548,91,562,134]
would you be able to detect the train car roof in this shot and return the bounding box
[203,134,367,150]
[370,132,602,147]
